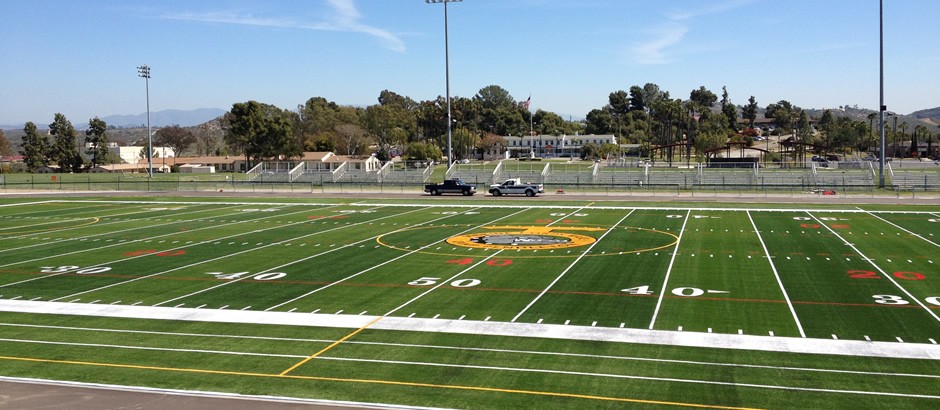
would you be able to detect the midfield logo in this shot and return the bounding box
[447,226,604,250]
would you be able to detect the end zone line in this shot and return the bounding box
[648,209,691,330]
[747,210,806,338]
[279,316,382,376]
[864,211,940,248]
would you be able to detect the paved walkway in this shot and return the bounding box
[2,300,938,360]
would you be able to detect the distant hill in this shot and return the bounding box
[0,108,226,131]
[101,108,226,128]
[910,107,940,126]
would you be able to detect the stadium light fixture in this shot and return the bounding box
[425,0,462,166]
[137,65,152,177]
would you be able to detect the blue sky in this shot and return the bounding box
[1,0,937,126]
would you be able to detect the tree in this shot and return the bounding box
[378,89,417,110]
[628,86,647,112]
[20,122,49,172]
[334,123,368,156]
[85,117,110,168]
[689,86,718,117]
[764,100,795,132]
[742,96,758,128]
[138,145,160,162]
[720,86,738,131]
[818,110,835,152]
[584,108,614,135]
[363,103,413,160]
[404,141,442,162]
[473,85,515,111]
[0,129,12,157]
[693,112,729,159]
[898,122,909,157]
[155,125,197,158]
[451,127,479,160]
[477,133,507,158]
[226,101,298,167]
[49,113,82,172]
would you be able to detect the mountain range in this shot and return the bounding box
[0,108,226,130]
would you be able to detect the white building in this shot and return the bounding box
[108,146,175,165]
[503,134,617,158]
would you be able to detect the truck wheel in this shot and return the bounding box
[431,189,439,196]
[463,190,472,196]
[491,190,501,196]
[525,190,535,197]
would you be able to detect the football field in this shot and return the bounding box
[0,196,938,408]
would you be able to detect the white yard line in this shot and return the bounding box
[0,216,99,232]
[0,205,323,272]
[3,327,938,401]
[808,211,940,323]
[747,210,806,337]
[385,251,502,316]
[0,204,243,254]
[512,209,635,323]
[647,209,690,330]
[265,207,529,311]
[4,321,937,380]
[0,337,305,359]
[39,199,940,214]
[0,200,56,208]
[2,299,938,360]
[318,356,940,400]
[864,211,940,248]
[0,206,327,291]
[60,205,402,304]
[154,206,434,307]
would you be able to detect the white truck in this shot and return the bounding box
[488,178,544,197]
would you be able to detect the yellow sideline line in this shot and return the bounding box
[280,316,383,376]
[0,354,758,409]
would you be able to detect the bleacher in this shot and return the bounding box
[446,162,500,185]
[891,164,940,190]
[499,162,547,184]
[381,161,432,184]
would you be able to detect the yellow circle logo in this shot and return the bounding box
[446,226,601,250]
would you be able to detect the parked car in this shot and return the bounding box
[424,178,477,196]
[488,178,544,197]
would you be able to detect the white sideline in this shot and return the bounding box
[2,299,938,360]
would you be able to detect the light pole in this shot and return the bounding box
[425,0,462,166]
[137,65,152,177]
[878,0,886,187]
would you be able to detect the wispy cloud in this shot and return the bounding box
[630,0,759,65]
[632,24,688,65]
[163,0,405,53]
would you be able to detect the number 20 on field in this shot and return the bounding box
[848,270,925,281]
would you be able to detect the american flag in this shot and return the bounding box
[523,96,531,110]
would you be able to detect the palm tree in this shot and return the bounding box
[899,122,909,157]
[866,112,876,154]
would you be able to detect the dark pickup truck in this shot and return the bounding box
[424,178,477,196]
